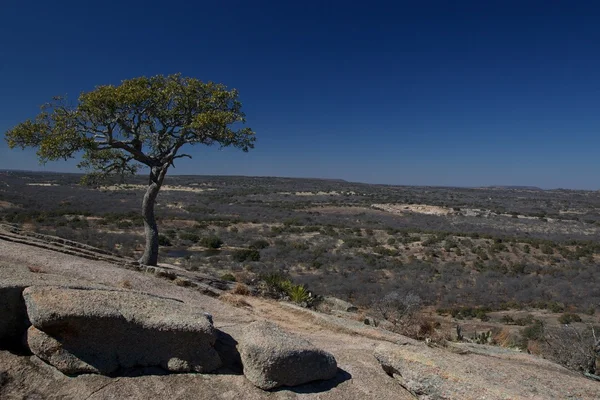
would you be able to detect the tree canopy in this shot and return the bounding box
[6,73,255,183]
[5,74,255,265]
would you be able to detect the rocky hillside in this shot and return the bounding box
[1,230,599,399]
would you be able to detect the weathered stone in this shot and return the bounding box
[374,341,600,400]
[27,326,99,374]
[0,267,109,348]
[23,286,222,375]
[375,343,447,399]
[239,321,337,389]
[318,296,358,313]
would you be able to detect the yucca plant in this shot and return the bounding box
[287,284,310,304]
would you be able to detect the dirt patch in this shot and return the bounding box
[100,184,217,193]
[372,203,455,216]
[0,201,16,209]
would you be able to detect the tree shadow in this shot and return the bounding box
[271,368,352,394]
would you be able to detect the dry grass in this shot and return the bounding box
[527,340,543,356]
[219,293,252,308]
[174,277,195,287]
[493,327,522,349]
[118,279,132,289]
[233,271,254,285]
[232,282,250,296]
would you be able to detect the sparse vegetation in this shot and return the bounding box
[3,171,600,376]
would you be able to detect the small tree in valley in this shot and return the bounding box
[5,74,255,266]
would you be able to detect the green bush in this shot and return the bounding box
[116,220,133,229]
[220,273,236,282]
[260,272,310,304]
[200,235,223,249]
[521,320,544,341]
[179,232,200,242]
[233,249,260,262]
[548,302,565,313]
[158,234,172,246]
[249,239,269,249]
[558,313,582,325]
[513,314,535,326]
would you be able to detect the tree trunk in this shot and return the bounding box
[139,166,168,266]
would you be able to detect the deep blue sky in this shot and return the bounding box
[1,1,599,189]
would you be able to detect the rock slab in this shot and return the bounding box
[318,296,358,313]
[239,320,337,389]
[0,268,110,348]
[374,341,600,400]
[23,286,222,375]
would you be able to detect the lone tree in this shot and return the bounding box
[5,74,255,266]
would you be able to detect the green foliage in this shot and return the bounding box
[220,273,236,282]
[541,244,554,255]
[179,232,200,243]
[438,306,490,321]
[472,330,493,344]
[548,302,565,313]
[199,235,223,249]
[558,313,582,324]
[260,272,311,304]
[249,239,269,249]
[6,74,255,184]
[261,272,289,291]
[287,284,310,304]
[116,220,133,229]
[343,237,377,248]
[158,234,172,246]
[232,249,260,262]
[521,320,545,341]
[513,314,535,326]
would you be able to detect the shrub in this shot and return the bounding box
[200,235,223,249]
[513,314,535,326]
[232,282,250,296]
[541,324,600,373]
[521,320,545,342]
[158,234,172,246]
[558,313,582,325]
[375,291,422,325]
[232,249,261,262]
[476,309,490,322]
[116,220,133,229]
[548,302,565,313]
[249,239,269,249]
[179,231,200,242]
[221,273,236,282]
[287,284,310,304]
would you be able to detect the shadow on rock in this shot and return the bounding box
[214,329,243,375]
[271,368,352,394]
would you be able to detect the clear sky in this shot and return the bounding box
[1,1,599,189]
